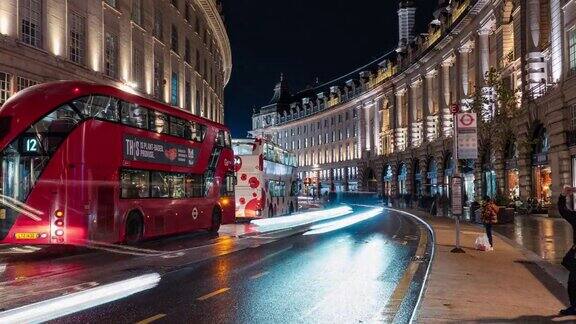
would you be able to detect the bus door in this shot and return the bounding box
[90,171,117,243]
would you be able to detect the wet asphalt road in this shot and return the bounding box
[5,209,431,324]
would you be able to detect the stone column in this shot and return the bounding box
[373,101,381,155]
[478,27,491,84]
[458,44,473,100]
[425,69,438,141]
[364,103,372,154]
[410,78,423,147]
[440,59,454,137]
[478,27,494,118]
[394,88,407,151]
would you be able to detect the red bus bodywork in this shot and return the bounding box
[0,81,235,245]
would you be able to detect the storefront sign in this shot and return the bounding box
[123,135,198,167]
[451,176,463,215]
[456,113,478,160]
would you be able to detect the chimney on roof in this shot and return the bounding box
[397,0,417,52]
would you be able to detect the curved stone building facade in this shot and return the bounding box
[0,0,231,123]
[253,0,576,216]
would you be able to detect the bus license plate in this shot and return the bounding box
[15,233,38,240]
[0,209,5,220]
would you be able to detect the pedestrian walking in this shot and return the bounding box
[481,197,498,249]
[558,186,576,316]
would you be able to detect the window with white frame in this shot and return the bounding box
[17,76,38,92]
[570,29,576,72]
[104,32,118,78]
[69,12,86,65]
[0,72,12,105]
[20,0,42,48]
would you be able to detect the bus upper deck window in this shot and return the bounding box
[149,111,169,134]
[121,102,149,129]
[73,96,119,122]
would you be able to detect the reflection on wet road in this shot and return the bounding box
[493,214,573,263]
[0,208,432,323]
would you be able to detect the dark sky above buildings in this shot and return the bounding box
[222,0,436,137]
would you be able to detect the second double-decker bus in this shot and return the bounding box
[232,138,298,219]
[0,81,235,245]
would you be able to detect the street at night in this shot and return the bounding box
[0,207,432,323]
[4,0,576,322]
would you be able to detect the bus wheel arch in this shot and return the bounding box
[124,210,144,245]
[210,205,222,233]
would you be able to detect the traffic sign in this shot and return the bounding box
[456,112,478,159]
[457,112,477,129]
[450,103,460,114]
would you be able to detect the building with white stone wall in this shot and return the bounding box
[252,0,576,216]
[0,0,231,123]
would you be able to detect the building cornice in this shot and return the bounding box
[195,0,232,86]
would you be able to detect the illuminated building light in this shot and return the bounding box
[0,273,161,323]
[304,207,384,235]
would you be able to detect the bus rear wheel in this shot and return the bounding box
[210,207,221,233]
[125,212,143,245]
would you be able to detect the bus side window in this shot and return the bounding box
[169,116,188,139]
[215,130,225,147]
[73,96,119,122]
[149,111,169,134]
[150,172,170,198]
[120,169,150,199]
[185,174,204,198]
[121,102,149,129]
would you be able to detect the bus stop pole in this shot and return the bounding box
[452,111,465,254]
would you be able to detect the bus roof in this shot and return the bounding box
[0,81,229,149]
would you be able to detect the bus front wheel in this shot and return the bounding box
[210,207,222,233]
[125,211,143,245]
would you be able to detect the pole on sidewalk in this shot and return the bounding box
[451,107,465,254]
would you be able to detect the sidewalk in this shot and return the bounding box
[395,209,572,323]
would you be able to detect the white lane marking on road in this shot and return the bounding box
[0,273,160,324]
[382,207,436,324]
[136,313,166,324]
[249,271,270,280]
[0,264,5,275]
[197,287,230,301]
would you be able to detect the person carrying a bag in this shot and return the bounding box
[559,186,576,316]
[481,196,499,249]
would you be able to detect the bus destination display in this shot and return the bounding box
[123,135,198,167]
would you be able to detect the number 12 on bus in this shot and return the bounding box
[0,81,236,245]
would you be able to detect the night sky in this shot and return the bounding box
[222,1,437,137]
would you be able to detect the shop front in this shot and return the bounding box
[532,125,551,207]
[426,159,438,196]
[505,140,520,199]
[413,159,422,198]
[398,163,408,195]
[481,149,497,199]
[382,164,393,197]
[462,159,476,204]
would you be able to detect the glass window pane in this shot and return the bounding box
[150,172,170,198]
[185,174,204,198]
[73,96,119,121]
[121,102,149,129]
[149,110,169,134]
[171,174,185,198]
[121,169,150,198]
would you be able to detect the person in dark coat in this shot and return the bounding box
[558,186,576,316]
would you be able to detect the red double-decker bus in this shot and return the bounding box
[0,81,235,245]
